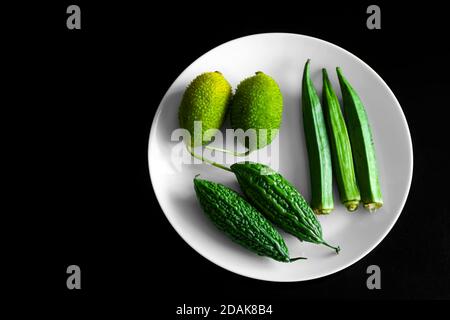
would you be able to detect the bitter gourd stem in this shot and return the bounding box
[321,241,341,254]
[204,145,252,157]
[289,257,307,262]
[186,145,232,172]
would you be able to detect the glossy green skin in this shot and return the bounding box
[336,67,383,211]
[179,72,232,147]
[230,162,325,245]
[302,60,334,214]
[193,178,291,262]
[230,72,283,150]
[322,69,361,211]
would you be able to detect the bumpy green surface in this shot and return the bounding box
[193,177,291,262]
[230,72,283,150]
[179,72,232,147]
[230,162,325,244]
[336,67,383,211]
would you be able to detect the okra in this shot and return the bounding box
[336,67,383,212]
[302,60,334,214]
[322,68,360,211]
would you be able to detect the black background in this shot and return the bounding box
[8,0,450,313]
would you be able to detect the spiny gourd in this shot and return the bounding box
[230,72,283,151]
[178,71,232,147]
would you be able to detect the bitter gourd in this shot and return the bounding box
[302,60,334,214]
[322,68,361,211]
[336,67,383,212]
[230,162,340,254]
[193,177,304,262]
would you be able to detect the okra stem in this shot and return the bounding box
[314,208,333,215]
[344,200,360,212]
[364,202,382,213]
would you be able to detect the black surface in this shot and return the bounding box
[8,0,450,312]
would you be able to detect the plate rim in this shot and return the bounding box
[147,32,414,282]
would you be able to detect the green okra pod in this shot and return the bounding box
[336,67,383,212]
[302,59,334,214]
[322,68,360,211]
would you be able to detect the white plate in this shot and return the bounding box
[148,33,413,282]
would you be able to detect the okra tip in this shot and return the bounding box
[336,66,344,78]
[336,67,347,87]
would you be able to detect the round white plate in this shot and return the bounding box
[148,33,413,282]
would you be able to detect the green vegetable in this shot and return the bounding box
[336,67,383,212]
[178,71,232,147]
[193,177,304,262]
[302,60,334,214]
[322,68,360,211]
[230,162,340,254]
[230,72,283,151]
